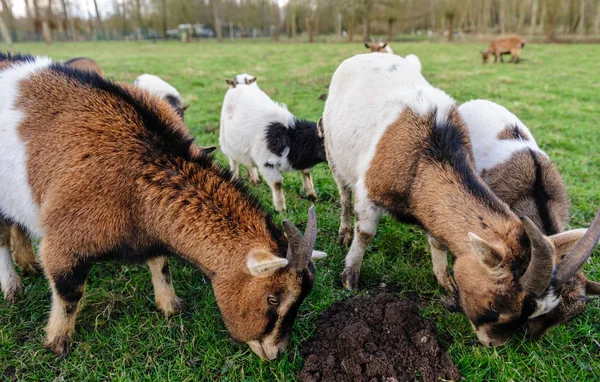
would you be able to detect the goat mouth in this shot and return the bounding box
[247,340,278,361]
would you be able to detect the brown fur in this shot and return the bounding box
[10,225,39,274]
[497,125,530,141]
[64,57,104,76]
[482,35,525,64]
[5,62,313,357]
[365,42,390,53]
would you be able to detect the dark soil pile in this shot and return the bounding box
[298,293,461,382]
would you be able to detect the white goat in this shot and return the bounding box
[219,75,326,212]
[134,74,188,118]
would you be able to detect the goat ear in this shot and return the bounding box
[226,79,236,87]
[317,117,324,138]
[381,42,387,48]
[550,229,588,257]
[469,232,503,269]
[182,104,190,112]
[364,43,370,49]
[200,145,217,154]
[247,249,288,277]
[311,250,327,259]
[247,77,257,84]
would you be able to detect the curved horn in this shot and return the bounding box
[555,210,600,287]
[586,280,600,295]
[283,206,318,270]
[519,217,554,296]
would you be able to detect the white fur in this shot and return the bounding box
[0,57,52,238]
[134,74,182,104]
[219,80,296,178]
[530,289,560,318]
[458,100,544,174]
[383,43,394,54]
[404,54,422,72]
[323,53,455,187]
[0,247,21,299]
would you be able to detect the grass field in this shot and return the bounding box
[0,40,599,381]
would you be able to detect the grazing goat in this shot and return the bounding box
[322,53,600,347]
[226,73,257,88]
[134,74,189,119]
[449,99,600,339]
[481,35,525,64]
[220,74,326,212]
[64,57,104,76]
[365,41,394,54]
[0,53,325,360]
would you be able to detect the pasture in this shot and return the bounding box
[0,40,599,381]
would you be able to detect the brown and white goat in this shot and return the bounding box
[322,53,600,347]
[134,74,189,119]
[0,53,324,360]
[64,57,104,76]
[481,35,525,64]
[452,99,600,339]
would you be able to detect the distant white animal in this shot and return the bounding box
[134,74,188,118]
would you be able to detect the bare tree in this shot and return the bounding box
[93,0,105,38]
[0,8,12,46]
[499,0,505,34]
[306,16,313,42]
[0,0,15,33]
[59,0,75,40]
[545,0,560,42]
[530,0,539,33]
[211,0,222,42]
[594,0,600,33]
[579,0,586,34]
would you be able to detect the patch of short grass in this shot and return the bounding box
[0,40,598,380]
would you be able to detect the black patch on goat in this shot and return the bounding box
[265,119,327,170]
[423,113,509,217]
[276,267,315,343]
[0,52,37,64]
[53,260,92,314]
[165,94,185,119]
[487,295,538,339]
[529,149,557,235]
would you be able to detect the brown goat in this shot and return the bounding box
[64,57,104,76]
[0,53,323,360]
[482,35,525,64]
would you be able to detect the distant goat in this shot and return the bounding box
[134,74,189,119]
[450,99,600,339]
[322,53,599,347]
[220,74,326,212]
[0,53,325,360]
[64,57,104,76]
[365,41,394,54]
[482,35,525,63]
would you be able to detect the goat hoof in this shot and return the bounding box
[249,178,260,186]
[338,230,353,247]
[2,279,23,303]
[434,271,457,293]
[156,295,185,315]
[23,261,42,275]
[45,336,71,358]
[306,193,318,202]
[341,268,359,290]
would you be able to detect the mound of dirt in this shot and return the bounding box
[298,293,460,382]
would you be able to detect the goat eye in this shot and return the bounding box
[267,296,280,307]
[490,303,499,313]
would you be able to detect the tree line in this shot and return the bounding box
[2,0,600,45]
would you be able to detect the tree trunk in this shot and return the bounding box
[347,2,354,42]
[446,12,454,41]
[362,15,370,41]
[32,0,42,34]
[212,0,222,42]
[517,0,527,32]
[306,17,313,42]
[337,12,342,40]
[545,0,559,42]
[499,0,506,34]
[135,0,142,40]
[93,0,105,39]
[530,0,539,33]
[60,0,76,41]
[161,0,167,37]
[0,12,12,46]
[481,0,489,33]
[594,1,600,33]
[0,0,15,32]
[579,0,585,34]
[388,18,394,40]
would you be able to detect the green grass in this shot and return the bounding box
[0,40,599,381]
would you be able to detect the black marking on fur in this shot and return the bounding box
[165,94,185,119]
[423,111,508,217]
[53,260,92,314]
[264,162,275,169]
[276,269,315,343]
[161,260,171,284]
[473,310,500,327]
[0,52,37,65]
[263,290,282,337]
[265,119,327,170]
[487,295,538,340]
[529,149,557,235]
[499,124,528,141]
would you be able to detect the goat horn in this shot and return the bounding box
[519,216,554,297]
[283,206,318,270]
[555,210,600,288]
[586,280,600,295]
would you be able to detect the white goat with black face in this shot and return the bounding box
[219,74,327,212]
[322,53,600,347]
[134,74,188,119]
